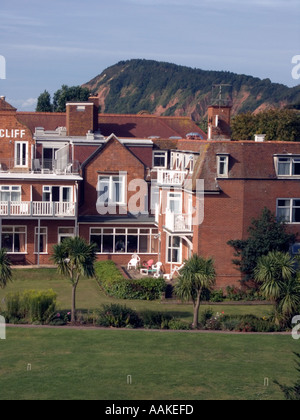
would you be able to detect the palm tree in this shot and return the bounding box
[254,251,300,325]
[52,237,97,324]
[0,248,12,289]
[174,254,216,328]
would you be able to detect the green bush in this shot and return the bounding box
[220,314,280,332]
[140,310,172,329]
[5,289,57,324]
[96,304,142,328]
[95,261,166,300]
[167,318,190,330]
[209,289,225,302]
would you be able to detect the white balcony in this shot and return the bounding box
[156,169,187,186]
[0,201,76,218]
[164,208,192,233]
[0,158,80,175]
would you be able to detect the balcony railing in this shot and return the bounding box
[156,169,187,185]
[0,158,80,175]
[164,208,192,233]
[0,201,76,217]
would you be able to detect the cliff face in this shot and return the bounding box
[83,59,300,121]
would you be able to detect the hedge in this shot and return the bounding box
[94,260,166,300]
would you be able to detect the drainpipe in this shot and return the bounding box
[37,218,40,266]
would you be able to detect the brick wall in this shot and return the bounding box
[80,136,147,216]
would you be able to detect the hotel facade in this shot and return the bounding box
[0,95,299,289]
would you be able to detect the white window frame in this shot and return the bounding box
[167,191,182,214]
[153,151,168,168]
[276,198,300,224]
[34,226,48,254]
[0,185,21,202]
[97,174,126,205]
[217,155,229,177]
[89,227,159,254]
[58,227,75,243]
[276,156,300,177]
[42,186,73,203]
[184,154,195,172]
[15,141,28,167]
[166,235,182,264]
[2,225,27,253]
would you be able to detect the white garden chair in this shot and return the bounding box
[127,254,140,270]
[163,263,185,280]
[152,262,163,278]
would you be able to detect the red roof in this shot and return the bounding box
[98,113,207,139]
[16,111,207,140]
[17,112,66,134]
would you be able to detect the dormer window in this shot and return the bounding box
[153,151,167,168]
[277,157,300,176]
[217,154,229,177]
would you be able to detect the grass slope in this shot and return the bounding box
[0,268,270,321]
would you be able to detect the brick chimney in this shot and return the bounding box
[66,100,98,136]
[207,105,231,141]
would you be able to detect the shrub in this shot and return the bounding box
[96,304,142,328]
[220,314,280,332]
[199,307,214,327]
[95,261,166,300]
[167,318,190,330]
[205,312,224,330]
[209,289,225,302]
[140,310,172,329]
[48,310,71,326]
[5,289,57,324]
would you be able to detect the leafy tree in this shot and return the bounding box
[254,251,300,325]
[36,90,53,112]
[275,353,300,400]
[0,248,12,289]
[228,207,296,284]
[231,109,300,141]
[174,254,216,328]
[53,85,91,112]
[51,237,97,324]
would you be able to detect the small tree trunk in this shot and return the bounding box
[71,283,77,324]
[192,291,202,329]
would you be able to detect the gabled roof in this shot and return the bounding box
[81,133,148,171]
[0,97,16,112]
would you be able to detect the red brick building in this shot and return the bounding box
[1,95,299,289]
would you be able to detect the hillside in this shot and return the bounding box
[83,59,300,122]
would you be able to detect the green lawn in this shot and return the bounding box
[0,269,297,401]
[0,327,298,400]
[0,268,272,323]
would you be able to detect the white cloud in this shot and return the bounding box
[9,97,38,111]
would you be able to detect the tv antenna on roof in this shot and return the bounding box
[211,84,232,107]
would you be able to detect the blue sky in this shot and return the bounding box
[0,0,299,111]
